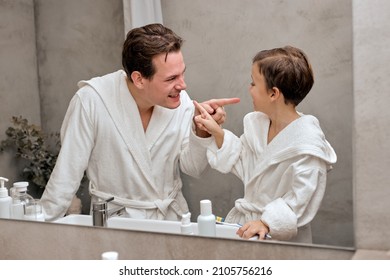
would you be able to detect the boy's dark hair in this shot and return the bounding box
[253,46,314,106]
[122,23,183,82]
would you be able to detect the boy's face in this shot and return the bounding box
[141,51,187,109]
[249,63,273,113]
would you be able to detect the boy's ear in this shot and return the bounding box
[130,71,144,89]
[270,87,281,100]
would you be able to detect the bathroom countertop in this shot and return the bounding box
[351,249,390,260]
[0,218,356,260]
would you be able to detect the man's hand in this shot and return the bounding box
[194,97,240,138]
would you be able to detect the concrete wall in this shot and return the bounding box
[353,0,390,251]
[161,0,353,247]
[0,0,124,209]
[0,0,41,183]
[35,0,124,134]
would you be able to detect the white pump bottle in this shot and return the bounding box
[0,177,12,219]
[181,212,194,235]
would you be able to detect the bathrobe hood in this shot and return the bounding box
[244,112,337,175]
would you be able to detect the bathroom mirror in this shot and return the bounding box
[164,0,353,248]
[0,0,353,248]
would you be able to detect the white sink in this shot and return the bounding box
[54,214,254,240]
[54,214,93,226]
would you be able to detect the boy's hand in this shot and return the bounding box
[197,98,240,126]
[194,97,240,138]
[193,101,222,135]
[193,100,226,148]
[236,220,270,240]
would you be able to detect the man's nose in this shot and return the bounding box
[175,76,186,90]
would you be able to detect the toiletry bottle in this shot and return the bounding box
[0,177,12,219]
[24,198,45,221]
[197,199,216,237]
[181,212,194,235]
[10,181,34,220]
[101,251,119,260]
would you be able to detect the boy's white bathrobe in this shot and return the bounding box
[201,112,337,243]
[41,70,209,221]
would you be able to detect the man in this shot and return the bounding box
[40,23,239,221]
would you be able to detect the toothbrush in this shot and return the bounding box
[216,220,242,227]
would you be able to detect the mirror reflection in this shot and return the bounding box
[170,0,353,247]
[0,0,353,248]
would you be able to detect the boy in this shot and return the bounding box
[193,46,336,243]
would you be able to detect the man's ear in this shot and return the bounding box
[130,71,144,89]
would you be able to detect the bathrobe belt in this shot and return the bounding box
[88,181,183,219]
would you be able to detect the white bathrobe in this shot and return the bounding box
[201,111,337,243]
[41,70,210,221]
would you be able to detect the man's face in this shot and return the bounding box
[141,51,187,109]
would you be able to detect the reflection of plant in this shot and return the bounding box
[0,116,60,190]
